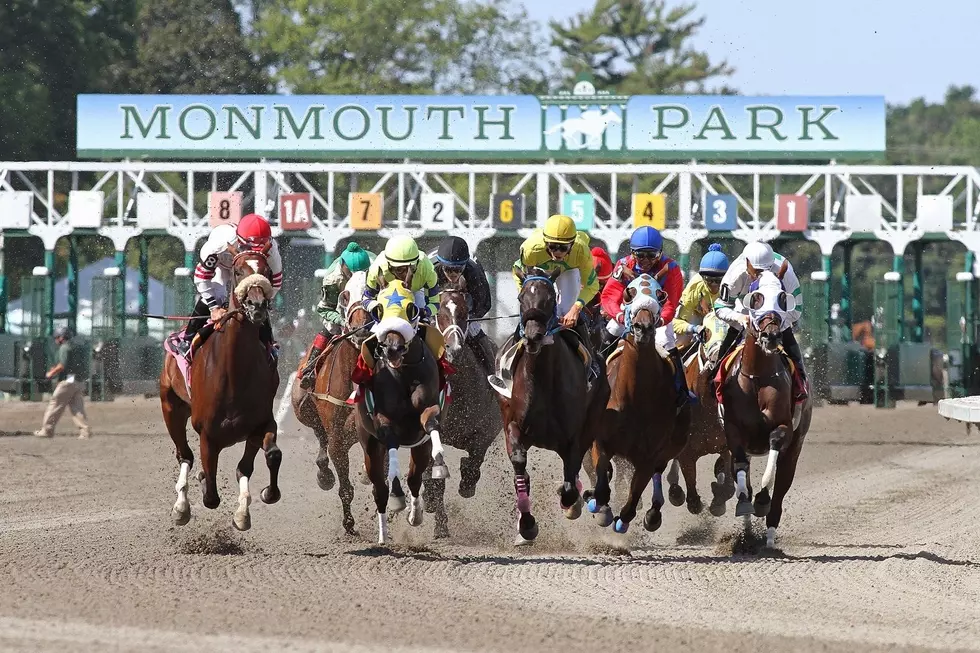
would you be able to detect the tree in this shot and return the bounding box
[132,0,268,94]
[550,0,733,94]
[249,0,550,95]
[887,85,980,166]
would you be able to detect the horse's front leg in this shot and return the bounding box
[459,429,492,499]
[405,440,432,528]
[233,435,262,531]
[420,405,449,480]
[613,460,656,535]
[329,418,357,535]
[729,441,753,518]
[377,417,406,514]
[504,420,537,546]
[558,438,586,520]
[260,420,282,505]
[677,454,703,515]
[585,441,614,528]
[710,449,735,516]
[666,458,685,507]
[199,434,221,511]
[313,418,336,491]
[766,437,804,549]
[754,424,791,518]
[362,433,390,544]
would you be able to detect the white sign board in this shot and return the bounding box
[136,192,174,229]
[844,195,882,232]
[0,191,33,229]
[420,193,455,230]
[68,190,105,228]
[916,195,954,232]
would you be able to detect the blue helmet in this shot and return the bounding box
[699,243,729,277]
[629,226,663,252]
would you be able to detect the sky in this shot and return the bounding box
[525,0,980,104]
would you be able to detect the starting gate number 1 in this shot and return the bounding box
[775,194,809,232]
[350,192,383,230]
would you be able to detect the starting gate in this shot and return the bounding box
[872,278,903,408]
[16,276,49,400]
[89,274,124,399]
[946,275,980,397]
[164,270,197,338]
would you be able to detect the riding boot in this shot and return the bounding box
[573,317,600,386]
[467,330,497,379]
[180,298,210,356]
[710,325,741,374]
[781,328,809,403]
[259,317,278,361]
[299,329,331,389]
[668,347,696,407]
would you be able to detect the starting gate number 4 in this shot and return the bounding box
[350,192,383,230]
[632,193,666,230]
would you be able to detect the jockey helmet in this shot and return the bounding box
[384,235,420,267]
[744,241,775,270]
[435,236,470,267]
[542,214,577,244]
[236,214,272,251]
[629,226,663,253]
[591,246,613,283]
[54,326,72,340]
[207,224,238,250]
[699,243,730,277]
[340,242,371,272]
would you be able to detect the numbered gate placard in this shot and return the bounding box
[136,192,174,230]
[562,193,595,231]
[0,191,33,229]
[350,192,383,230]
[491,193,525,230]
[775,194,808,232]
[208,191,243,228]
[68,190,104,228]
[631,193,666,230]
[279,193,313,231]
[420,193,455,230]
[705,194,738,231]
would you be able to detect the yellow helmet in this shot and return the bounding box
[542,214,576,244]
[384,235,420,267]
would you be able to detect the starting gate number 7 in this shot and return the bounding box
[350,192,382,230]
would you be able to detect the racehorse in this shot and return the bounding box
[497,266,609,545]
[718,271,812,548]
[428,276,501,538]
[160,250,281,531]
[585,274,689,534]
[353,277,447,544]
[292,272,373,535]
[665,311,735,516]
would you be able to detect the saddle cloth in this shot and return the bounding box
[164,325,276,398]
[490,328,592,398]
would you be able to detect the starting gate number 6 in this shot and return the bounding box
[500,200,514,223]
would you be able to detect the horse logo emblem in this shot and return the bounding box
[544,109,622,150]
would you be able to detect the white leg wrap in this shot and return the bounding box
[716,472,726,485]
[766,526,776,548]
[238,475,250,508]
[388,447,400,482]
[377,512,389,544]
[759,449,779,493]
[175,461,190,495]
[736,469,748,499]
[430,430,444,459]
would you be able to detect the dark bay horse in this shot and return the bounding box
[292,271,374,535]
[497,266,609,545]
[666,311,735,516]
[160,250,281,531]
[719,272,812,548]
[585,274,689,534]
[354,279,447,544]
[427,278,501,538]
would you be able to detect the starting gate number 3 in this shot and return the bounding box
[350,192,383,230]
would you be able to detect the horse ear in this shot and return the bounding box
[623,287,636,303]
[339,290,350,307]
[548,268,561,282]
[515,267,527,284]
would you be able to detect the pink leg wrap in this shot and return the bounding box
[515,476,531,514]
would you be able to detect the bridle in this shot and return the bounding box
[517,275,560,340]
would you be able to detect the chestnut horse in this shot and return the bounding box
[719,271,812,548]
[585,274,690,534]
[427,277,501,538]
[497,267,609,545]
[292,271,374,535]
[160,250,281,531]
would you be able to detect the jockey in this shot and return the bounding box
[672,243,730,350]
[182,214,283,357]
[600,226,693,406]
[298,242,376,389]
[509,214,601,382]
[428,236,496,378]
[712,241,807,403]
[363,235,440,322]
[588,246,614,321]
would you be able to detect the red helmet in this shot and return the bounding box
[592,246,613,283]
[237,213,272,251]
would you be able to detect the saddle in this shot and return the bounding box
[489,327,593,399]
[713,344,801,406]
[164,320,275,397]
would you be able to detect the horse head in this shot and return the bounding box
[623,273,665,346]
[437,277,469,362]
[515,266,560,354]
[231,250,274,326]
[340,271,372,347]
[373,280,421,371]
[745,270,795,356]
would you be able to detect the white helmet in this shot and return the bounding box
[743,241,774,270]
[207,224,238,248]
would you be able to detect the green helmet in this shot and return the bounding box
[340,242,371,272]
[384,235,420,267]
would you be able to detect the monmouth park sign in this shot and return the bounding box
[76,89,885,161]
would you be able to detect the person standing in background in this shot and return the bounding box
[34,327,90,440]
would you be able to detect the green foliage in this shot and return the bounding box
[887,86,980,165]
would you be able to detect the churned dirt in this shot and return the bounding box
[1,395,979,652]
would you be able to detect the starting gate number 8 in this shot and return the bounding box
[219,199,231,221]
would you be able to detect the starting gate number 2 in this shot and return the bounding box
[350,192,383,230]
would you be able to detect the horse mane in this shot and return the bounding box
[234,274,274,303]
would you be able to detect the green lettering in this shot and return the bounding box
[747,106,787,141]
[178,104,217,141]
[223,105,262,140]
[274,105,325,140]
[426,106,465,140]
[799,106,839,140]
[120,105,170,139]
[333,105,370,141]
[693,106,736,140]
[379,106,417,141]
[651,105,690,139]
[474,105,514,140]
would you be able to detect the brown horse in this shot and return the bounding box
[354,279,446,544]
[160,250,281,531]
[666,312,735,517]
[497,267,609,545]
[292,271,374,535]
[426,278,501,538]
[584,273,689,534]
[719,272,812,548]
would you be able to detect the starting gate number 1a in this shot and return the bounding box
[632,193,666,230]
[279,193,313,230]
[350,192,383,230]
[208,192,243,228]
[775,194,809,231]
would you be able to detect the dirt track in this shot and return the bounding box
[1,396,979,652]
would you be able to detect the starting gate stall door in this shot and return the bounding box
[90,275,123,398]
[946,277,979,397]
[164,273,197,338]
[872,279,902,408]
[798,279,829,401]
[17,276,49,401]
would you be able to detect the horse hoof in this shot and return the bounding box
[316,467,336,491]
[753,498,771,518]
[171,505,190,526]
[343,519,357,536]
[712,481,735,502]
[708,501,727,517]
[515,522,539,546]
[260,486,281,505]
[766,527,776,549]
[686,495,704,515]
[582,489,594,504]
[431,464,450,480]
[668,485,685,507]
[233,512,251,532]
[389,494,407,514]
[407,506,424,527]
[613,518,629,534]
[563,496,583,520]
[643,508,662,532]
[735,499,754,518]
[458,481,477,499]
[587,498,600,514]
[596,505,614,528]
